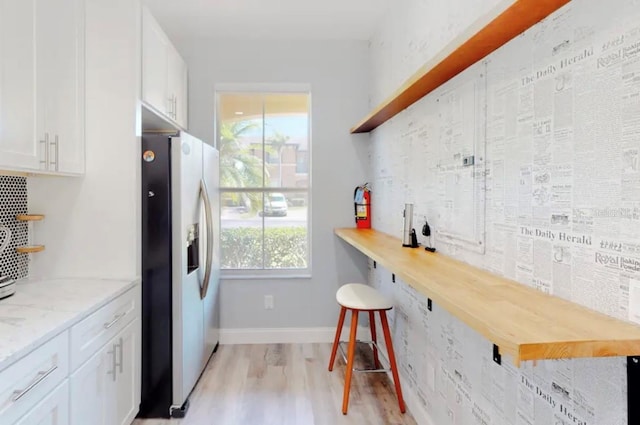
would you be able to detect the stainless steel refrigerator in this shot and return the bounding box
[139,132,220,418]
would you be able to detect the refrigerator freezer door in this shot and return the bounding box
[201,143,220,368]
[170,133,204,408]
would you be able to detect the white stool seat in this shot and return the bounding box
[336,283,393,311]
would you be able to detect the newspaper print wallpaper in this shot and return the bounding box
[367,0,640,424]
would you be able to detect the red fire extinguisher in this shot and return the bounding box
[354,183,371,229]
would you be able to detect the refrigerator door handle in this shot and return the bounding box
[199,179,214,300]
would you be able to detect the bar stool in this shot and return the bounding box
[328,283,405,415]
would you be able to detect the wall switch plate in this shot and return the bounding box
[264,295,274,310]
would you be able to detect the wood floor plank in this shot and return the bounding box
[133,343,418,425]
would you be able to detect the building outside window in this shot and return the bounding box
[216,87,311,277]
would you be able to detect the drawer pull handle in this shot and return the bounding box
[103,313,125,329]
[12,365,58,402]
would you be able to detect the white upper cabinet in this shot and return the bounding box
[167,43,188,128]
[38,0,86,175]
[0,0,85,175]
[142,7,169,117]
[0,0,40,171]
[142,6,188,129]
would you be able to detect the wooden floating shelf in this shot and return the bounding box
[16,245,45,254]
[335,228,640,365]
[351,0,570,134]
[16,214,45,221]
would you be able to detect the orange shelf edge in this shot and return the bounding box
[16,245,45,254]
[16,214,45,221]
[351,0,571,134]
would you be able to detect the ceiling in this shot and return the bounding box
[143,0,391,41]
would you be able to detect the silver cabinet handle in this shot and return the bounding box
[39,133,50,168]
[116,337,124,374]
[167,95,174,116]
[55,135,59,171]
[12,365,58,402]
[107,345,117,382]
[174,96,178,120]
[49,135,59,171]
[103,312,125,329]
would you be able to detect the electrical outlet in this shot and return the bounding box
[264,295,274,310]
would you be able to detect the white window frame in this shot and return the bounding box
[215,83,312,279]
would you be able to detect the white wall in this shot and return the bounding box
[173,38,371,329]
[28,0,141,281]
[368,0,638,424]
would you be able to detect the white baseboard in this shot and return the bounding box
[219,326,371,345]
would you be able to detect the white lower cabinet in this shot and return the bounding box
[6,286,141,425]
[114,320,140,425]
[70,310,140,425]
[69,343,112,425]
[0,332,69,425]
[14,381,69,425]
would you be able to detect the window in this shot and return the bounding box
[216,88,311,276]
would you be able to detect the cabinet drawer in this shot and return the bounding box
[70,286,140,371]
[0,332,69,425]
[13,380,69,425]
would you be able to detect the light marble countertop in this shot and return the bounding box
[0,277,139,372]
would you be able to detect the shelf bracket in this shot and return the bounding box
[629,356,640,425]
[493,344,501,365]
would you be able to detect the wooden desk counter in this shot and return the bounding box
[335,227,640,365]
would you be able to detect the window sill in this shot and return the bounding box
[221,272,312,280]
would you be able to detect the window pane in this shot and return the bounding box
[218,93,264,189]
[264,193,308,269]
[220,191,264,269]
[296,150,309,174]
[264,93,309,188]
[220,191,309,270]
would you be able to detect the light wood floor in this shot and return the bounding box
[133,343,417,425]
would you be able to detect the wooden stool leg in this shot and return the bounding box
[369,311,380,369]
[328,306,347,371]
[342,309,359,415]
[380,310,406,413]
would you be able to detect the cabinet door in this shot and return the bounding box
[14,380,69,425]
[69,343,114,425]
[114,319,140,425]
[167,44,187,128]
[142,7,169,116]
[37,0,85,174]
[0,0,41,171]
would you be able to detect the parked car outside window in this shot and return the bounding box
[260,193,288,217]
